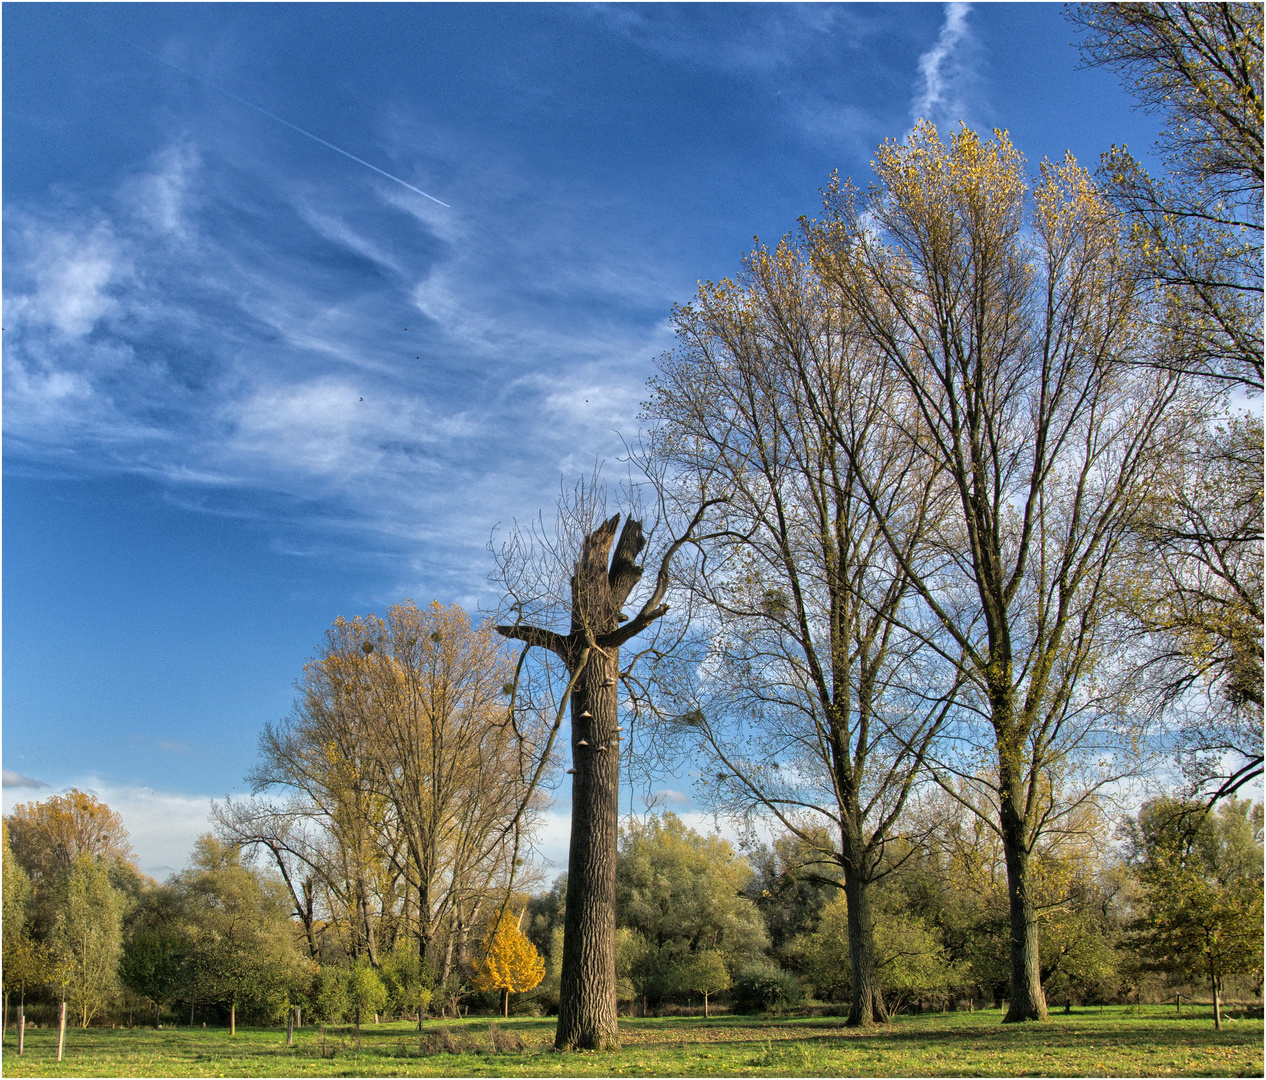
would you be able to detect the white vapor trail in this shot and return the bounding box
[119,35,451,207]
[911,2,972,126]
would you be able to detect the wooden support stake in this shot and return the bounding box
[57,1000,67,1062]
[287,1007,295,1046]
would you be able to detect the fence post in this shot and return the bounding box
[287,1007,295,1046]
[1175,993,1181,1016]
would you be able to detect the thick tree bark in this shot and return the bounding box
[842,859,886,1026]
[500,507,708,1051]
[555,517,632,1051]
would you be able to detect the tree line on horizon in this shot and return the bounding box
[1,785,1260,1040]
[0,0,1261,1054]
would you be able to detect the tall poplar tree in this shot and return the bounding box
[647,232,956,1025]
[816,123,1210,1020]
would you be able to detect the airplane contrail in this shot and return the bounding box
[118,35,450,208]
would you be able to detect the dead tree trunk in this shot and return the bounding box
[499,508,708,1051]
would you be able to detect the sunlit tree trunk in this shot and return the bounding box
[842,850,886,1026]
[555,520,630,1051]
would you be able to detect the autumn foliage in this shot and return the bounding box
[471,909,545,1016]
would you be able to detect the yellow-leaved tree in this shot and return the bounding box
[471,909,545,1017]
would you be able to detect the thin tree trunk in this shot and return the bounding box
[57,999,66,1062]
[155,1002,161,1028]
[703,992,709,1019]
[302,877,319,959]
[230,1001,236,1037]
[1211,960,1222,1030]
[358,877,379,968]
[17,999,24,1056]
[419,883,434,969]
[287,1007,295,1046]
[502,988,509,1018]
[456,904,476,972]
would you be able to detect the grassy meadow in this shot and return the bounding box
[1,1005,1262,1078]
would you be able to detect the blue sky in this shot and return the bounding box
[3,2,1164,877]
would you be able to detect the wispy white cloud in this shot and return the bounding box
[120,141,201,240]
[588,3,867,79]
[6,219,129,339]
[294,202,406,279]
[3,118,683,609]
[910,2,977,131]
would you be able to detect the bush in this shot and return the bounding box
[310,965,351,1023]
[379,946,433,1019]
[346,959,388,1024]
[731,961,804,1013]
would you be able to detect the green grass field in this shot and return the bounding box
[2,1006,1261,1077]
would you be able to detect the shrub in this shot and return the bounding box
[346,959,388,1025]
[732,961,803,1013]
[311,965,351,1023]
[379,947,433,1020]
